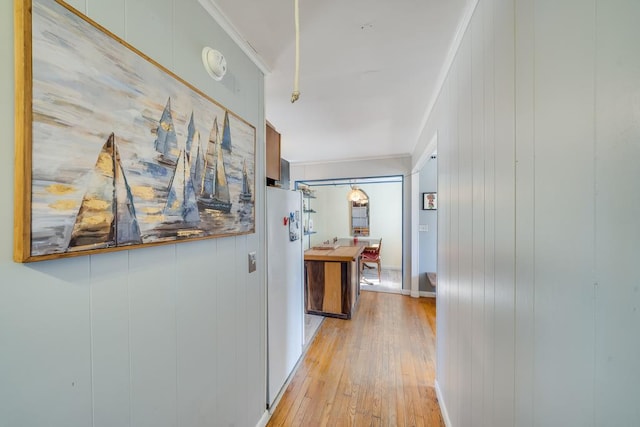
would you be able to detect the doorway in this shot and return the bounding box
[411,131,438,298]
[295,175,404,294]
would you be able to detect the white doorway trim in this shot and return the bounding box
[410,132,438,298]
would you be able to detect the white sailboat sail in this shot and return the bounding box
[239,158,252,202]
[68,133,142,251]
[163,149,200,223]
[197,115,232,213]
[214,137,231,203]
[153,97,179,165]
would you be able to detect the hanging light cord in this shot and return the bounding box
[291,0,301,103]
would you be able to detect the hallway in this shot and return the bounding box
[267,292,443,426]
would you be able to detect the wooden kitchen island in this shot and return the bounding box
[304,245,364,319]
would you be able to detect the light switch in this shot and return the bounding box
[248,252,257,273]
[418,224,428,232]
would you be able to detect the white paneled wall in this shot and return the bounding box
[413,0,640,426]
[595,1,640,423]
[0,1,266,426]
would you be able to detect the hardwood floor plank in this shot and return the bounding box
[267,292,443,427]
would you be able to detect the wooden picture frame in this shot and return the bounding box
[422,192,437,210]
[14,0,256,262]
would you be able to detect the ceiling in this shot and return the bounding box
[211,0,471,164]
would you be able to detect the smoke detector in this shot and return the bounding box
[202,47,227,81]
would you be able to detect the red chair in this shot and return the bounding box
[361,239,382,283]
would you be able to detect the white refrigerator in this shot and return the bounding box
[266,186,304,408]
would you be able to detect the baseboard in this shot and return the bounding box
[255,410,270,427]
[361,286,404,295]
[401,289,436,298]
[435,380,452,427]
[420,291,436,298]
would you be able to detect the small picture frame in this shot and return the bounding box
[422,192,437,210]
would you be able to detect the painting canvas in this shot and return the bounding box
[14,0,256,262]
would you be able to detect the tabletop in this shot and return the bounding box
[335,238,380,249]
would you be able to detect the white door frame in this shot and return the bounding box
[410,132,438,298]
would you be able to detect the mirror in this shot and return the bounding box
[350,191,370,236]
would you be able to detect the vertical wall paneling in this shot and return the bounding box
[246,230,266,425]
[216,237,239,426]
[175,240,218,427]
[129,246,178,427]
[2,0,266,425]
[421,0,639,425]
[234,236,250,427]
[0,0,16,420]
[456,32,474,427]
[91,251,132,427]
[514,0,535,424]
[492,0,516,424]
[481,0,496,424]
[435,79,450,415]
[594,0,640,424]
[125,0,173,67]
[0,6,14,423]
[447,54,461,427]
[0,0,12,260]
[0,0,13,415]
[2,259,92,427]
[470,5,486,424]
[534,0,596,425]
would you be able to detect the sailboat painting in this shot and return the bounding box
[14,0,256,262]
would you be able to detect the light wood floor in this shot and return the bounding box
[361,267,402,292]
[267,291,443,427]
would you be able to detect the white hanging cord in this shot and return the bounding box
[291,0,301,103]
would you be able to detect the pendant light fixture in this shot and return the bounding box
[347,185,367,202]
[291,0,301,103]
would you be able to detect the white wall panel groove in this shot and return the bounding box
[416,0,639,426]
[0,0,267,426]
[514,0,536,424]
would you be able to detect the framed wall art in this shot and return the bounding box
[14,0,256,262]
[422,192,437,210]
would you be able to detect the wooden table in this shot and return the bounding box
[335,238,381,284]
[304,245,364,319]
[334,238,379,250]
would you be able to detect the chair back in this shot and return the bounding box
[374,238,382,255]
[363,238,382,259]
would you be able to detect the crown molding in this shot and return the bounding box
[412,0,479,157]
[289,153,411,167]
[198,0,271,75]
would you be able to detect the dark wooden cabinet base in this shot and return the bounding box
[304,257,360,319]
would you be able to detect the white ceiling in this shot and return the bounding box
[211,0,471,164]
